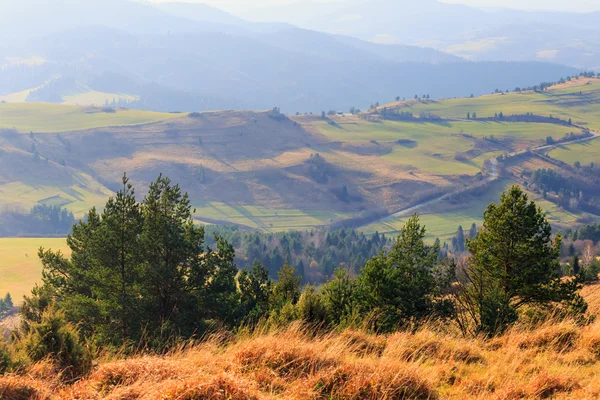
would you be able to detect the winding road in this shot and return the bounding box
[376,129,599,224]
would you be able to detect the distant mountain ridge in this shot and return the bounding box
[230,0,600,70]
[0,0,582,112]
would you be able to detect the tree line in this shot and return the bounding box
[205,225,391,283]
[0,178,592,378]
[0,204,75,237]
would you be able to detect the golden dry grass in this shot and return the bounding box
[5,313,600,399]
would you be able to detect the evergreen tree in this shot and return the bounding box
[322,267,356,326]
[238,261,272,323]
[469,223,477,240]
[140,174,207,335]
[571,255,581,275]
[357,215,439,332]
[271,264,302,309]
[458,186,586,336]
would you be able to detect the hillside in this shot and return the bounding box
[1,76,600,237]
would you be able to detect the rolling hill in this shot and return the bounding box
[0,76,599,239]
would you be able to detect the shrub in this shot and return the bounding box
[0,341,13,373]
[297,285,329,326]
[15,307,92,380]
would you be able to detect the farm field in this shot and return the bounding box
[0,237,69,302]
[0,102,180,133]
[0,77,598,238]
[194,202,349,232]
[547,137,600,166]
[62,90,139,107]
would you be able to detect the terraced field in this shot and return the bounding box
[0,77,598,238]
[194,202,349,232]
[0,173,114,218]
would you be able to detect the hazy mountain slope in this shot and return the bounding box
[334,35,463,64]
[0,26,578,112]
[0,0,581,112]
[0,0,207,42]
[233,0,600,70]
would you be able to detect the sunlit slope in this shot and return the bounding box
[548,138,600,166]
[0,103,179,133]
[384,77,600,131]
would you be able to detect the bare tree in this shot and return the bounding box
[582,241,597,268]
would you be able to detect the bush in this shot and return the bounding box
[583,261,600,283]
[15,307,92,380]
[297,285,329,326]
[0,341,13,373]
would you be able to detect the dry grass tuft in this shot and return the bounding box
[515,321,580,352]
[0,375,52,400]
[234,334,338,379]
[312,362,435,400]
[7,316,600,399]
[339,330,387,357]
[385,329,484,365]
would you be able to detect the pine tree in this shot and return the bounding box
[271,264,302,310]
[238,261,272,323]
[141,174,207,334]
[458,186,586,335]
[322,267,356,325]
[469,223,477,240]
[357,215,439,332]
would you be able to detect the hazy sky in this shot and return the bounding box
[155,0,600,12]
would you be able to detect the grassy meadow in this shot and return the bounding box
[0,238,69,302]
[547,137,600,166]
[0,102,179,133]
[0,173,114,218]
[6,295,600,399]
[395,77,600,131]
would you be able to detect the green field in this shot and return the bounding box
[395,78,600,131]
[547,137,600,166]
[0,173,114,218]
[313,118,574,145]
[0,102,180,133]
[62,90,139,107]
[195,202,348,232]
[308,116,576,177]
[0,238,69,302]
[360,179,588,242]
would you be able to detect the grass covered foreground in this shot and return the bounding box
[2,314,600,399]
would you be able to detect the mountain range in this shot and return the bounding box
[0,0,585,112]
